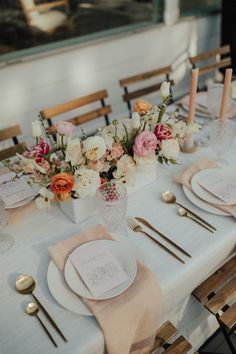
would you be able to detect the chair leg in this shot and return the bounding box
[217,318,236,354]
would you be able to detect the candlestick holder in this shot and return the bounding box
[180,133,198,153]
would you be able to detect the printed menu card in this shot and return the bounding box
[0,173,36,207]
[198,172,236,204]
[69,242,129,297]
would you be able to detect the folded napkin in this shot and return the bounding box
[49,225,162,354]
[174,157,236,218]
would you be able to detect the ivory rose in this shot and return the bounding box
[133,131,158,157]
[134,154,157,171]
[113,154,136,184]
[134,99,153,115]
[73,167,100,198]
[83,136,106,161]
[51,173,74,199]
[161,139,180,160]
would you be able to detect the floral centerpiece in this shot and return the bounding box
[3,81,198,215]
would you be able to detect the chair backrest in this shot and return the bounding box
[192,255,236,330]
[189,45,232,76]
[39,90,111,135]
[150,321,192,354]
[119,65,174,114]
[19,0,38,25]
[0,125,27,160]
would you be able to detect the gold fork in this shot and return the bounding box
[127,217,185,264]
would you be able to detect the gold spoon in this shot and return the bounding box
[26,302,57,347]
[178,208,214,233]
[16,275,67,342]
[161,191,216,231]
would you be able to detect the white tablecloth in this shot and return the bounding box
[0,143,236,354]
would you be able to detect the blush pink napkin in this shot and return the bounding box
[48,225,162,354]
[174,157,236,218]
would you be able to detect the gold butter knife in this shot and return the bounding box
[135,217,192,258]
[128,217,185,264]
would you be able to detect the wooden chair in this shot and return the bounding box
[19,0,69,33]
[150,321,192,354]
[189,45,232,78]
[0,125,27,160]
[39,90,111,136]
[192,255,236,354]
[119,65,174,115]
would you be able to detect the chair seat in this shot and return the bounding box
[31,11,67,32]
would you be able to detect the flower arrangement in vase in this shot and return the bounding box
[3,81,197,217]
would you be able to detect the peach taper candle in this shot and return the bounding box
[188,68,199,124]
[219,68,233,122]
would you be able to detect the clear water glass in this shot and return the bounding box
[210,119,236,165]
[0,204,14,254]
[96,181,127,238]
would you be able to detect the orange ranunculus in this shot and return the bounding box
[51,173,74,196]
[133,99,153,115]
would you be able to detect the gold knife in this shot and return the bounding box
[135,217,192,258]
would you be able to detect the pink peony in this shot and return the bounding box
[154,123,173,142]
[56,121,75,136]
[111,143,124,159]
[133,131,158,157]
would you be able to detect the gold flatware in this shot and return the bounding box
[135,217,191,258]
[26,302,57,348]
[127,217,185,264]
[16,275,67,343]
[178,208,214,233]
[161,191,217,231]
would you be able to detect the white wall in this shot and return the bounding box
[0,14,220,141]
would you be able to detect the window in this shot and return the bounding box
[0,0,163,62]
[180,0,221,17]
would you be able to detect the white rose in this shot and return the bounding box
[65,137,84,166]
[161,139,180,160]
[73,167,100,198]
[83,136,106,161]
[131,112,141,129]
[160,81,170,99]
[134,154,157,171]
[96,131,114,149]
[32,120,42,139]
[113,154,136,180]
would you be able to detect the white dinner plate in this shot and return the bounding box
[191,168,236,206]
[183,185,230,216]
[4,195,36,209]
[47,240,146,316]
[64,240,137,301]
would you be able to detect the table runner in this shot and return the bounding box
[49,224,162,354]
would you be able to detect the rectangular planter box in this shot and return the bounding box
[59,166,158,223]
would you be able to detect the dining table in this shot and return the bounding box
[0,129,236,354]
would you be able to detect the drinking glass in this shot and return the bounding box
[0,204,14,254]
[207,83,234,119]
[96,181,127,240]
[210,119,236,165]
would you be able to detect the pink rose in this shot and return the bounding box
[111,144,124,159]
[56,121,75,136]
[133,131,158,157]
[154,123,173,142]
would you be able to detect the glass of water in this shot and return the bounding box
[210,119,236,165]
[96,181,127,239]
